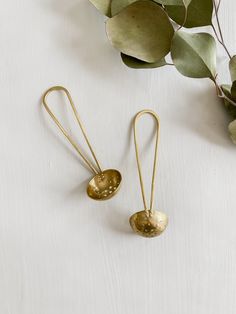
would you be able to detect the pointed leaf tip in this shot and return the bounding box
[171,31,216,79]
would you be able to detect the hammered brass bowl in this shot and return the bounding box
[87,169,122,200]
[129,210,168,238]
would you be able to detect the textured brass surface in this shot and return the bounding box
[42,86,122,201]
[87,169,122,200]
[130,210,168,238]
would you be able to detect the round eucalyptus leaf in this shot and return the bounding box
[121,53,167,69]
[171,31,216,79]
[155,0,183,4]
[231,81,236,100]
[183,0,192,7]
[228,119,236,144]
[229,55,236,82]
[88,0,111,16]
[157,0,191,7]
[221,84,231,97]
[111,0,137,16]
[106,0,174,63]
[111,0,164,15]
[221,85,236,119]
[165,0,213,28]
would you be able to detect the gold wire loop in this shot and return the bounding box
[133,110,160,212]
[42,86,102,175]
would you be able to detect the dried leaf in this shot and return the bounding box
[171,31,216,79]
[231,81,236,100]
[182,0,192,7]
[111,0,137,16]
[106,0,174,63]
[88,0,112,16]
[221,85,236,119]
[157,0,192,7]
[229,120,236,144]
[229,55,236,82]
[121,53,167,69]
[165,0,213,28]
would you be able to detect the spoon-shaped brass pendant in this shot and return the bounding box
[42,86,122,201]
[130,110,168,237]
[130,210,168,238]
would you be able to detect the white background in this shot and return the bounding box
[0,0,236,313]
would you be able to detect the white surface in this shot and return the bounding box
[0,1,236,313]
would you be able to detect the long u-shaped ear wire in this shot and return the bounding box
[133,109,160,212]
[42,86,102,175]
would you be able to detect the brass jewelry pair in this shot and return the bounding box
[42,86,168,238]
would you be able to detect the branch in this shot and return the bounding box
[212,0,232,59]
[214,81,236,107]
[216,0,222,13]
[212,24,232,59]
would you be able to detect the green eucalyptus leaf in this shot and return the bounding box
[155,0,183,4]
[111,0,136,16]
[88,0,111,16]
[182,0,192,7]
[111,0,164,15]
[171,31,216,79]
[228,119,236,144]
[221,85,236,119]
[231,81,236,99]
[221,84,231,97]
[229,55,236,82]
[165,0,213,28]
[106,0,174,63]
[121,53,167,69]
[157,0,192,7]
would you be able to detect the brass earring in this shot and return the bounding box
[42,86,122,200]
[129,110,168,238]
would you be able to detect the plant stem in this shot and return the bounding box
[213,0,224,42]
[212,24,232,59]
[213,79,236,107]
[218,90,236,107]
[216,0,222,13]
[212,0,232,59]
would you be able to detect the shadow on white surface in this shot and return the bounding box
[66,178,89,199]
[176,85,233,147]
[39,0,120,77]
[103,205,134,235]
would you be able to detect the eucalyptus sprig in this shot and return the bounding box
[88,0,236,143]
